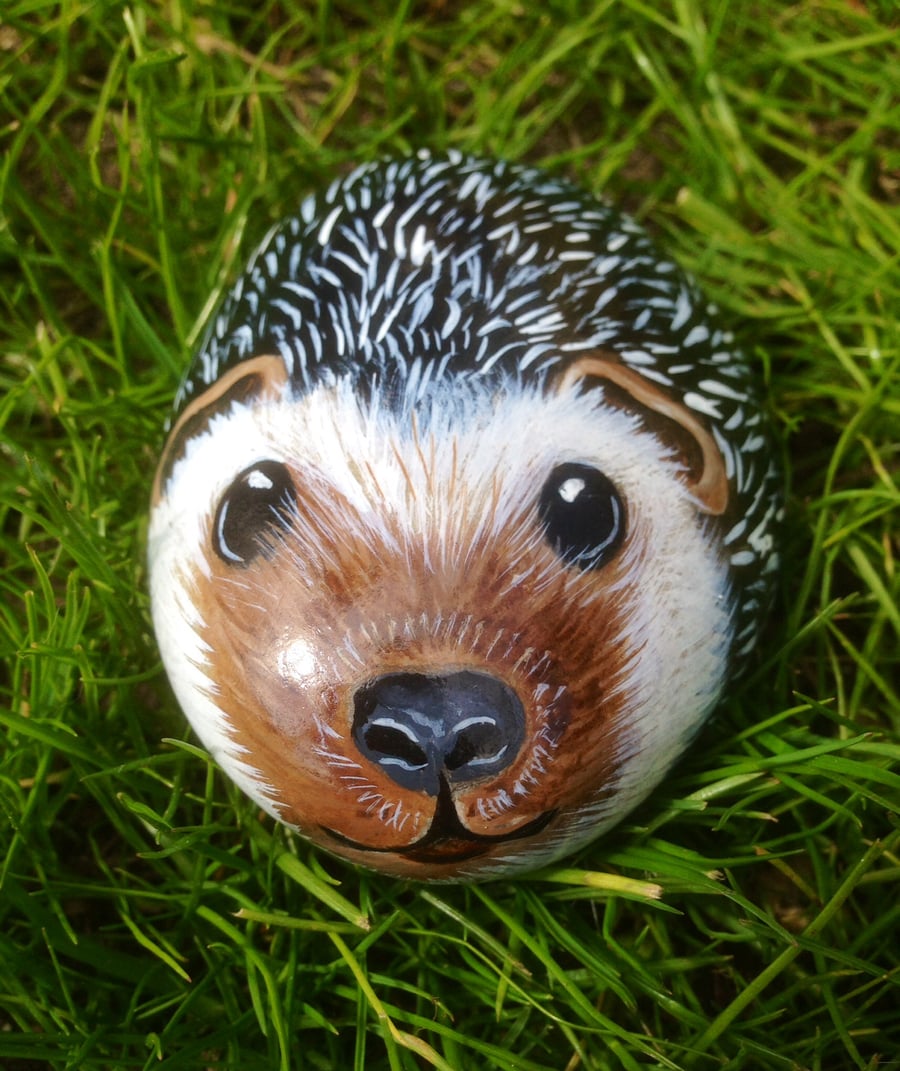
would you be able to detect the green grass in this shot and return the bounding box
[1,1,898,1068]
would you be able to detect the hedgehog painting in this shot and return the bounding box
[148,152,781,881]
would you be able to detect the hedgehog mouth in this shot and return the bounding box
[322,777,556,864]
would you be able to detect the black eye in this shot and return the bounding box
[538,462,625,571]
[213,461,294,565]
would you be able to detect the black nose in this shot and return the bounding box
[352,671,526,795]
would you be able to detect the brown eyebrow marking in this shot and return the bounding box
[152,355,289,506]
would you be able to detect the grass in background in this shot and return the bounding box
[1,1,898,1068]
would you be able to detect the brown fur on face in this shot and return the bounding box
[195,455,643,879]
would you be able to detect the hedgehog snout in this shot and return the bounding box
[352,670,526,796]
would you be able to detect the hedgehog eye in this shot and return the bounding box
[213,461,294,565]
[538,462,625,571]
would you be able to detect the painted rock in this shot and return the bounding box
[149,152,780,881]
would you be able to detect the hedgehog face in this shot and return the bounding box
[149,358,733,880]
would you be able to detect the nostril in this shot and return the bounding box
[444,717,507,772]
[362,720,429,771]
